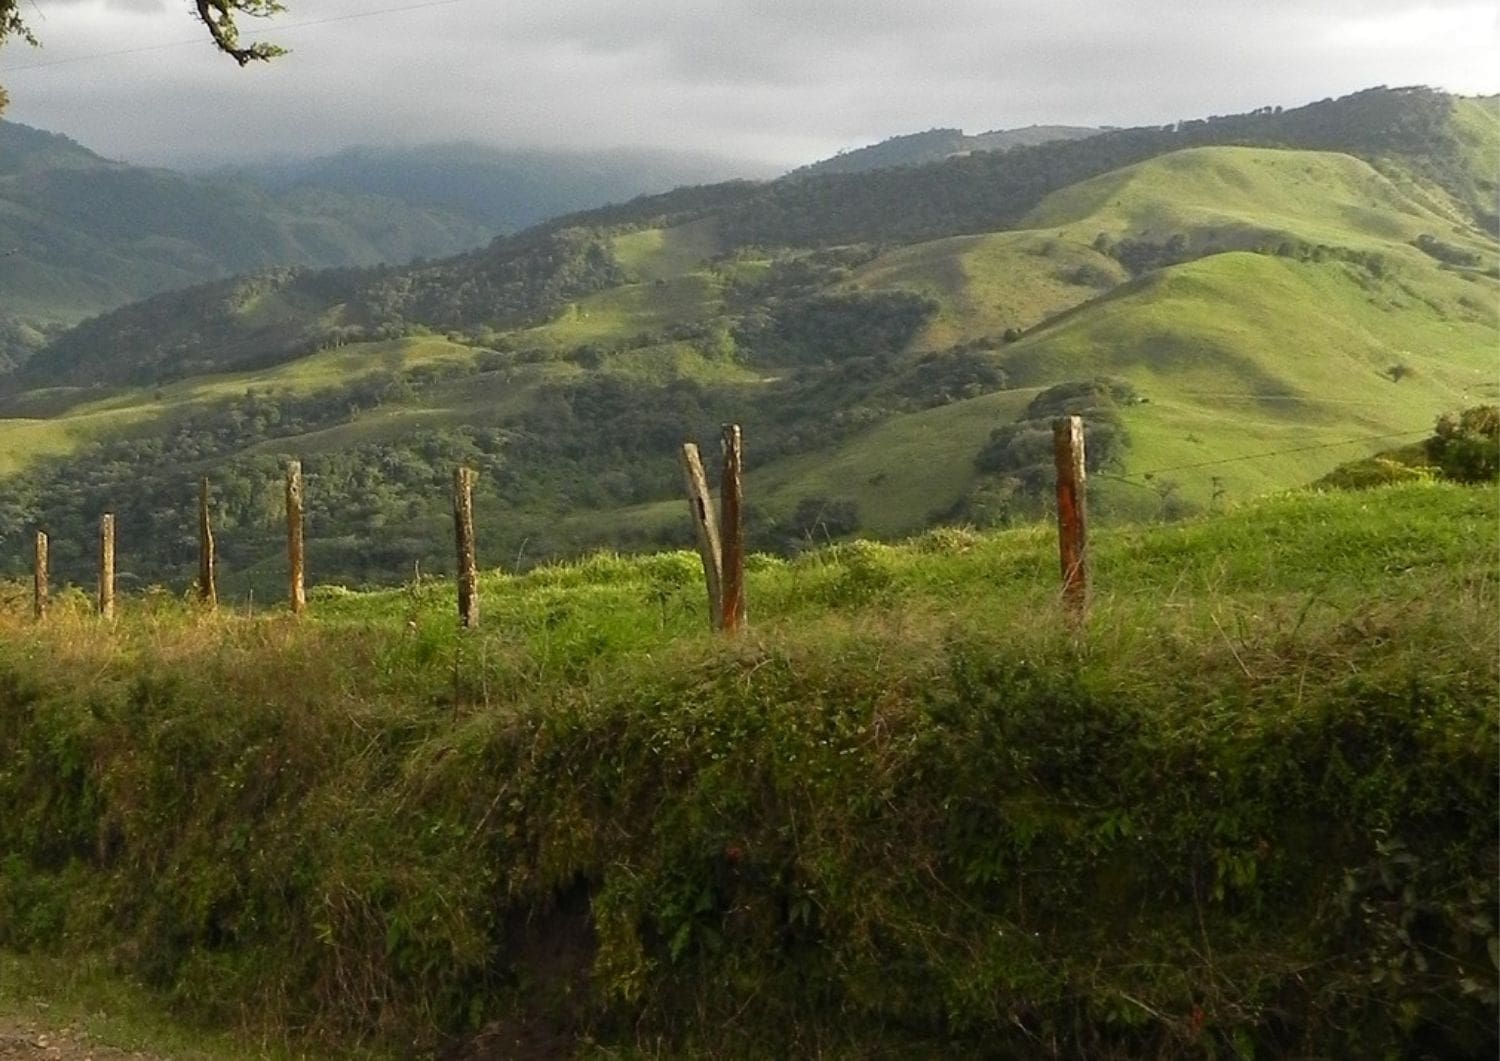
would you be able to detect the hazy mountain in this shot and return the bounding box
[0,121,493,332]
[222,143,778,234]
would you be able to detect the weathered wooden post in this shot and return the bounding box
[453,466,479,629]
[678,442,724,631]
[198,478,217,608]
[1052,416,1088,617]
[98,513,116,620]
[32,531,47,621]
[719,424,746,635]
[286,460,306,615]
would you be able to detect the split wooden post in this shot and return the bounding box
[678,442,724,631]
[719,423,746,635]
[198,478,217,608]
[98,513,116,620]
[32,531,47,621]
[453,466,479,629]
[1052,415,1089,617]
[286,460,306,615]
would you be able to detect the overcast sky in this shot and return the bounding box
[1,0,1496,170]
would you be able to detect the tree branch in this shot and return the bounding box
[193,0,286,66]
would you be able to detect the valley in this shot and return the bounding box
[0,87,1493,596]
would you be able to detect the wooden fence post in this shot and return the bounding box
[1053,416,1088,616]
[453,466,479,629]
[286,460,306,615]
[32,531,47,621]
[198,478,217,608]
[719,424,746,634]
[98,513,115,620]
[678,442,724,630]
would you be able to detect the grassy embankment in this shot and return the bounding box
[0,482,1495,1056]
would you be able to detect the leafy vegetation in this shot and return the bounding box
[1315,406,1498,490]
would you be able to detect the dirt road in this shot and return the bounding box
[0,1018,163,1060]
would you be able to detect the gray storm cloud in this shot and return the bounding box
[1,0,1495,168]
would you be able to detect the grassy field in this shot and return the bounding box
[846,231,1126,350]
[0,483,1494,1056]
[1022,146,1490,251]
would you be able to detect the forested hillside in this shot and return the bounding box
[0,86,1494,595]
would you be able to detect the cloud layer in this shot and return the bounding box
[3,0,1496,168]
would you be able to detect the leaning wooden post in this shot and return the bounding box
[98,513,116,620]
[1053,416,1089,617]
[678,442,724,631]
[453,466,479,629]
[286,460,306,615]
[719,424,746,635]
[32,531,47,621]
[198,478,217,608]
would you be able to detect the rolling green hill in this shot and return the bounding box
[0,86,1494,594]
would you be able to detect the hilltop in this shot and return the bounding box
[793,123,1101,177]
[0,86,1494,594]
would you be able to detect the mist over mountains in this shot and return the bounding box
[219,143,778,235]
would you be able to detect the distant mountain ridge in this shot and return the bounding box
[0,119,492,332]
[222,143,776,235]
[795,124,1102,177]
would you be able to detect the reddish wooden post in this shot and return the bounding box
[1053,416,1088,616]
[679,442,724,631]
[32,531,47,621]
[719,424,746,635]
[198,478,217,608]
[286,460,306,615]
[98,513,116,620]
[453,466,479,629]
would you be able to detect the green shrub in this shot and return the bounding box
[1428,405,1499,483]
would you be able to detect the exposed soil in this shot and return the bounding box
[0,1018,163,1060]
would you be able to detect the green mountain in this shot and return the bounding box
[795,123,1101,177]
[0,86,1495,594]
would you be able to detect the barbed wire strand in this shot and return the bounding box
[1095,427,1433,492]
